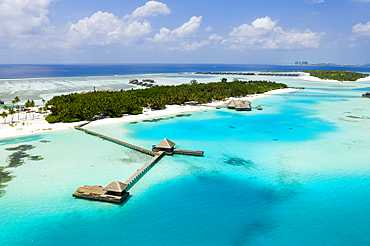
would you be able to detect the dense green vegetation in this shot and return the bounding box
[46,80,287,123]
[303,70,368,81]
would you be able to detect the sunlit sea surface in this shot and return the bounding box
[1,65,370,245]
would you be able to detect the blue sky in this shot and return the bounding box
[0,0,369,64]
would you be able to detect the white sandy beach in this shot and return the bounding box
[0,88,298,139]
[300,72,370,83]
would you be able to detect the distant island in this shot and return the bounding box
[303,70,369,82]
[46,80,287,123]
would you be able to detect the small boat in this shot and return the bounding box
[216,106,221,109]
[256,106,263,110]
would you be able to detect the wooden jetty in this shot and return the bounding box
[73,127,203,204]
[152,138,204,156]
[124,151,165,188]
[75,126,156,156]
[173,149,204,156]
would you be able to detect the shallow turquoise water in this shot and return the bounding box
[1,77,370,245]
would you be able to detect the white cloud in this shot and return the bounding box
[172,16,202,38]
[230,16,277,37]
[306,0,324,4]
[352,21,370,36]
[131,1,171,18]
[151,16,202,42]
[67,11,151,46]
[205,26,213,32]
[222,17,321,50]
[209,34,224,41]
[0,0,54,36]
[180,40,209,51]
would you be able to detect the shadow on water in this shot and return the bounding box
[0,144,43,198]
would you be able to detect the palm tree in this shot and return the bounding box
[1,111,8,124]
[30,100,35,118]
[24,100,30,120]
[16,105,20,120]
[14,96,21,120]
[9,108,15,122]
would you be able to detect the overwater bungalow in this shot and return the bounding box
[235,100,251,111]
[129,79,138,84]
[227,99,251,111]
[152,138,176,155]
[143,79,155,83]
[0,100,4,105]
[362,92,370,98]
[73,181,129,203]
[104,181,129,197]
[226,99,237,109]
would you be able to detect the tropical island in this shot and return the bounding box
[46,80,287,123]
[303,70,369,81]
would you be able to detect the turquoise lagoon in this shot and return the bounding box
[1,75,370,245]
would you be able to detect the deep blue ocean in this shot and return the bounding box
[0,63,369,79]
[1,64,370,245]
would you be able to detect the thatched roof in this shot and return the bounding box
[235,100,251,109]
[104,181,128,193]
[156,138,176,149]
[227,99,237,108]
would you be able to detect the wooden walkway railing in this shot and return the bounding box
[75,126,156,156]
[124,151,165,189]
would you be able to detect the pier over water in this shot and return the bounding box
[73,122,203,204]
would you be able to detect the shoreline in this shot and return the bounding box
[299,72,370,83]
[0,88,298,140]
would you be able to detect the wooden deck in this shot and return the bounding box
[73,185,129,203]
[173,149,204,156]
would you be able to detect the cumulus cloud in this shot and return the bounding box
[352,21,370,36]
[209,34,224,41]
[131,1,171,18]
[205,26,213,32]
[222,16,321,50]
[0,0,54,36]
[151,16,202,42]
[67,11,151,46]
[180,40,209,51]
[230,16,277,37]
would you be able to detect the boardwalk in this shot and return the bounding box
[124,151,165,189]
[74,125,164,192]
[73,123,202,203]
[75,126,156,156]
